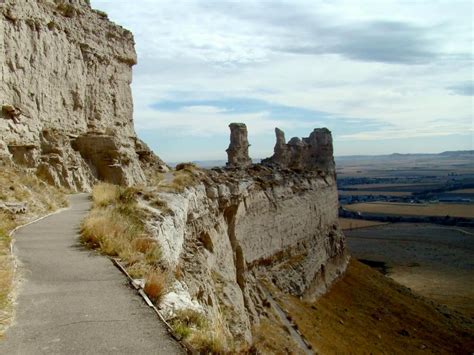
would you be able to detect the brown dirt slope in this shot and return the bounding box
[277,260,473,354]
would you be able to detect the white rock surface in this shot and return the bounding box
[146,171,348,343]
[0,0,165,190]
[160,281,204,320]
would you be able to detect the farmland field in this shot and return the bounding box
[345,202,474,218]
[344,183,444,193]
[451,188,474,194]
[339,218,387,230]
[346,223,474,317]
[338,190,410,196]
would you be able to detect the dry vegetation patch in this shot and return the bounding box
[147,163,202,193]
[143,269,167,303]
[0,162,67,336]
[81,183,162,279]
[169,308,232,353]
[253,311,304,354]
[274,260,473,354]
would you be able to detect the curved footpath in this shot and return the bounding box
[0,194,183,354]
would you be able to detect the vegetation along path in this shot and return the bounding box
[0,194,183,355]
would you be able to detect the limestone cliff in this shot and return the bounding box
[143,127,348,344]
[0,0,166,191]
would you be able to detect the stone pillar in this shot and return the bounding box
[308,128,335,173]
[226,123,252,168]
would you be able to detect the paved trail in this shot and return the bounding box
[0,194,183,355]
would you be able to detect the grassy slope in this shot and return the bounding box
[275,260,473,354]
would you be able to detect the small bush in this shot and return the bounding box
[175,162,197,171]
[144,269,167,303]
[56,3,76,17]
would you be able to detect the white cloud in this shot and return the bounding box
[90,0,473,159]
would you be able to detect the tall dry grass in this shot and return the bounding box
[169,305,231,353]
[144,269,167,303]
[81,183,162,278]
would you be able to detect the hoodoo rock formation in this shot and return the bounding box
[263,127,336,173]
[0,0,166,191]
[226,123,252,168]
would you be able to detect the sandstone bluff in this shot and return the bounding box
[0,0,348,349]
[0,0,166,191]
[149,123,348,342]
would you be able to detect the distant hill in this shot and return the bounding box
[335,150,473,163]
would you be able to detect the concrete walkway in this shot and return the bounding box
[0,194,183,354]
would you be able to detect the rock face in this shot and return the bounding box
[0,0,165,190]
[263,127,335,173]
[147,155,348,344]
[226,123,252,168]
[143,126,347,343]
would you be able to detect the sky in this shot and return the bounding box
[90,0,473,162]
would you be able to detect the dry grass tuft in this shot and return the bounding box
[144,269,167,303]
[189,328,227,354]
[170,307,231,353]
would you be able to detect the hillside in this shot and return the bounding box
[272,260,473,354]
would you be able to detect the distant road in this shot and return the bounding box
[0,194,183,355]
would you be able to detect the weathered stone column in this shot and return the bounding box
[226,123,252,168]
[308,128,335,173]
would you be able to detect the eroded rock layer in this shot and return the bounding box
[0,0,165,190]
[147,166,348,343]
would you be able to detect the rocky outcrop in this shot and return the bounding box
[0,0,166,190]
[263,127,336,173]
[226,123,252,168]
[145,167,348,343]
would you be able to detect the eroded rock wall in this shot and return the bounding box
[0,0,165,190]
[145,167,348,343]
